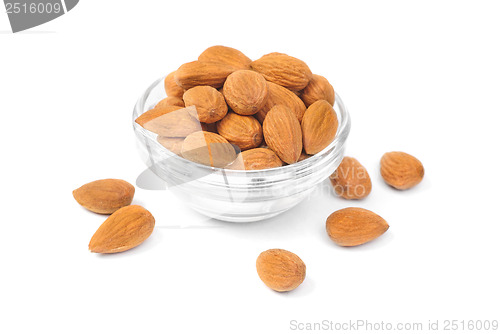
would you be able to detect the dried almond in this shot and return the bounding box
[137,106,202,137]
[255,81,306,123]
[216,112,263,151]
[155,96,185,108]
[301,100,338,154]
[251,53,313,91]
[330,157,372,199]
[89,205,155,253]
[198,45,251,70]
[263,105,302,164]
[183,86,228,123]
[135,105,183,127]
[181,131,237,167]
[157,136,184,155]
[380,152,424,190]
[164,71,185,98]
[230,148,282,170]
[300,74,335,107]
[73,179,135,214]
[326,207,389,246]
[175,61,235,90]
[256,249,306,292]
[222,70,268,115]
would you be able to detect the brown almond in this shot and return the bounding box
[89,205,155,254]
[380,152,424,190]
[157,136,184,155]
[164,71,185,98]
[198,45,251,70]
[73,179,135,214]
[137,106,202,137]
[251,53,313,91]
[181,131,237,167]
[300,74,335,107]
[330,157,372,199]
[175,61,235,90]
[216,112,263,151]
[263,105,302,164]
[301,100,338,155]
[255,81,306,123]
[230,148,283,170]
[135,105,183,127]
[326,207,389,246]
[155,96,185,108]
[256,249,306,292]
[222,70,268,115]
[183,86,228,123]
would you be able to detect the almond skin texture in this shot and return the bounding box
[137,106,202,137]
[256,81,306,123]
[330,157,372,199]
[251,53,313,91]
[230,148,283,170]
[157,136,184,155]
[300,74,335,107]
[198,45,251,70]
[216,112,263,151]
[256,249,306,292]
[89,205,155,254]
[175,61,235,90]
[73,179,135,214]
[164,71,185,98]
[183,86,228,123]
[263,105,303,164]
[380,152,424,190]
[181,131,237,167]
[222,70,268,116]
[301,100,339,155]
[326,207,389,247]
[155,96,185,108]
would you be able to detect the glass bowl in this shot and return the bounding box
[133,77,351,222]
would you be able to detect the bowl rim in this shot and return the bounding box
[133,76,351,175]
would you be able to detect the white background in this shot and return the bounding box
[1,1,499,333]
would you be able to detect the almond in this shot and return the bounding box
[137,106,202,137]
[89,205,155,253]
[230,148,283,170]
[326,207,389,246]
[164,71,185,98]
[155,96,185,108]
[157,136,184,155]
[251,53,313,91]
[301,100,338,154]
[73,179,135,214]
[330,157,372,199]
[175,61,235,90]
[263,105,302,164]
[255,81,306,123]
[183,86,228,123]
[135,105,183,127]
[181,131,237,167]
[300,74,335,107]
[222,70,268,115]
[380,152,424,190]
[216,112,263,151]
[198,45,251,70]
[256,249,306,292]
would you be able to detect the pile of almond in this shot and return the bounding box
[135,46,338,170]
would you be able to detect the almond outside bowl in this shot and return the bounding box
[133,77,351,222]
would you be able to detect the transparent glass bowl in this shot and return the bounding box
[133,77,351,222]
